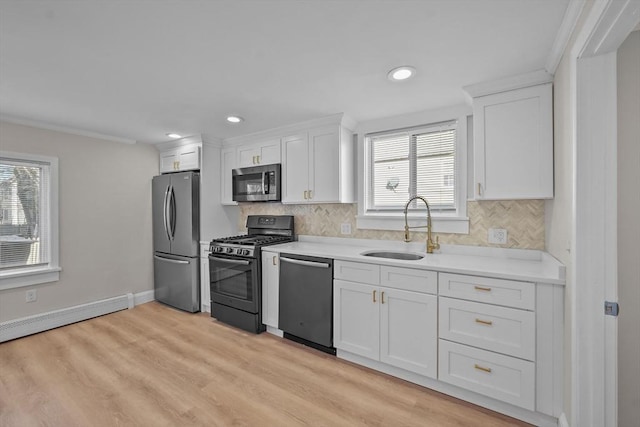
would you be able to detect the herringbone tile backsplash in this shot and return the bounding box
[239,200,545,250]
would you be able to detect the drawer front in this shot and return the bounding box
[380,266,437,294]
[438,273,535,310]
[438,340,535,411]
[334,260,380,285]
[439,297,535,360]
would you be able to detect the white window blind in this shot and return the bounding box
[367,121,457,211]
[0,157,51,271]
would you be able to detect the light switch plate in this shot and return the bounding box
[340,223,352,235]
[488,228,508,244]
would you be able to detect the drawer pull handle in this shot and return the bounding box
[474,364,492,373]
[373,290,377,303]
[474,286,492,292]
[475,318,493,326]
[272,255,277,265]
[381,291,385,304]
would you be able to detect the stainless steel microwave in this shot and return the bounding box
[232,163,281,202]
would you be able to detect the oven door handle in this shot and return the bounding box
[280,257,330,269]
[154,255,190,265]
[209,256,250,266]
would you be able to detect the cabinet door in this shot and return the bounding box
[177,145,200,171]
[281,133,309,203]
[308,126,340,202]
[474,83,553,200]
[261,251,280,328]
[220,147,237,205]
[160,150,177,173]
[333,280,379,359]
[380,288,437,378]
[238,146,259,168]
[257,139,281,165]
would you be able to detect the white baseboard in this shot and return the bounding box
[133,290,155,306]
[558,413,569,427]
[0,290,155,343]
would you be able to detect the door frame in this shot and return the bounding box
[570,1,639,426]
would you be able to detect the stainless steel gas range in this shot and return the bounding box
[208,215,294,333]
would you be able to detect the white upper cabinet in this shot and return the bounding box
[237,139,281,168]
[158,140,202,174]
[472,82,553,200]
[281,124,355,204]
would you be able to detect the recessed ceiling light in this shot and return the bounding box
[388,66,416,81]
[226,116,244,123]
[166,133,182,139]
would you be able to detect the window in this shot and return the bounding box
[0,151,59,289]
[357,113,469,234]
[367,121,457,212]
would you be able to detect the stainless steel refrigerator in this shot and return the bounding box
[152,171,200,312]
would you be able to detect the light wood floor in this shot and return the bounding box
[0,302,531,426]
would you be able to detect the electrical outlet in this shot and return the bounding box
[488,228,508,244]
[340,223,352,235]
[26,289,37,303]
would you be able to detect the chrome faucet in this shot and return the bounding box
[403,196,440,254]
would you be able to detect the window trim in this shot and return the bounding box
[355,106,470,234]
[0,151,60,290]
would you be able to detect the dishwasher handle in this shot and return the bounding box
[280,256,330,269]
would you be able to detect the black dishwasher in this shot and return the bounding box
[279,253,335,355]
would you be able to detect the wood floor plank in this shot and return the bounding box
[0,302,531,426]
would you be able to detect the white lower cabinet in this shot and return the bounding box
[379,287,437,377]
[333,261,438,379]
[438,272,538,412]
[439,340,535,410]
[199,244,210,313]
[261,251,279,328]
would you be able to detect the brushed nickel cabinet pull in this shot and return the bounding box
[474,364,492,373]
[381,291,385,304]
[474,286,492,292]
[308,190,312,199]
[475,318,493,326]
[477,183,482,196]
[272,255,277,265]
[256,155,261,164]
[303,190,308,199]
[373,290,377,303]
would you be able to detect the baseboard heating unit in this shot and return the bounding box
[0,292,152,343]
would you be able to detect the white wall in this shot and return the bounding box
[617,30,640,427]
[0,121,158,322]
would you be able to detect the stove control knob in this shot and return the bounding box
[240,249,249,256]
[226,247,234,254]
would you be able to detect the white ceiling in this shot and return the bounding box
[0,0,571,144]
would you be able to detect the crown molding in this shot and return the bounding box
[222,113,357,147]
[545,0,587,75]
[154,134,204,151]
[0,114,137,144]
[462,69,553,99]
[579,0,640,58]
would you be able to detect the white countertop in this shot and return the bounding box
[262,236,565,285]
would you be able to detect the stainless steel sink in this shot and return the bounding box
[361,251,425,261]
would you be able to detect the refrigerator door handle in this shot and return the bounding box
[163,185,172,242]
[169,185,176,241]
[154,254,190,264]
